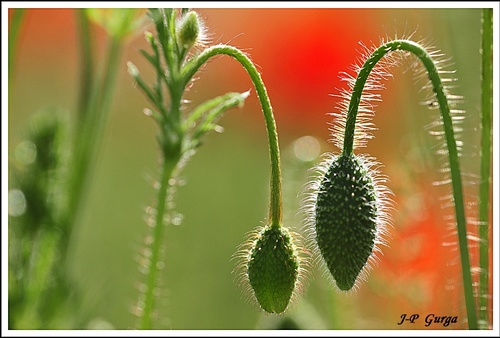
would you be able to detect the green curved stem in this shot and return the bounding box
[342,40,477,329]
[479,8,493,329]
[182,44,283,227]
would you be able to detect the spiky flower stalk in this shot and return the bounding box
[309,39,477,329]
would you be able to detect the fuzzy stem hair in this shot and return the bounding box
[139,159,176,330]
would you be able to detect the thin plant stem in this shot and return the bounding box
[341,40,477,329]
[64,36,123,248]
[183,44,283,227]
[93,37,123,134]
[479,8,493,329]
[75,9,94,124]
[8,8,25,81]
[139,159,176,330]
[41,32,124,329]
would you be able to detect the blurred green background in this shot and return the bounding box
[8,7,490,330]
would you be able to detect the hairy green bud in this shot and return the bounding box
[247,225,299,313]
[315,153,380,291]
[177,11,200,50]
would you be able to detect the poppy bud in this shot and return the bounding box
[314,153,388,291]
[245,225,300,313]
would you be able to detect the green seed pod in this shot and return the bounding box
[314,153,388,291]
[245,225,299,313]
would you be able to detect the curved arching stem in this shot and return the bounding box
[342,39,477,329]
[182,45,283,228]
